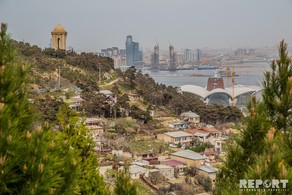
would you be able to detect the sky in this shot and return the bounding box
[1,0,292,52]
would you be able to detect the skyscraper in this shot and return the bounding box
[169,45,176,70]
[133,42,140,61]
[151,44,160,71]
[126,35,134,66]
[125,35,143,66]
[197,49,202,62]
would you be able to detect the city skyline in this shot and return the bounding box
[1,0,292,52]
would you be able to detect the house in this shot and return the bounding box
[98,90,116,105]
[160,159,187,173]
[85,117,105,135]
[129,164,149,179]
[167,120,188,129]
[212,136,229,153]
[66,95,84,111]
[142,157,159,165]
[157,131,192,145]
[180,111,200,123]
[196,165,218,186]
[184,129,210,143]
[170,150,207,167]
[186,127,222,145]
[201,127,222,139]
[202,151,217,163]
[99,90,113,97]
[154,164,174,179]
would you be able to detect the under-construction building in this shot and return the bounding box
[169,45,176,70]
[151,44,160,71]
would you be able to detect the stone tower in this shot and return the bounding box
[51,24,67,50]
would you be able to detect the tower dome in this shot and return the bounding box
[51,24,67,50]
[53,24,66,32]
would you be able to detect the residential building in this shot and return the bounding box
[66,95,84,111]
[157,131,192,145]
[154,165,174,179]
[166,119,188,129]
[184,129,210,143]
[129,165,149,179]
[160,159,187,173]
[196,165,218,186]
[170,149,207,167]
[180,111,200,123]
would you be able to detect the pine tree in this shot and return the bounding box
[114,169,137,195]
[244,128,292,194]
[215,98,269,193]
[215,40,292,194]
[263,40,292,134]
[56,104,109,194]
[0,23,76,194]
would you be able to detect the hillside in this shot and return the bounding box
[12,40,242,126]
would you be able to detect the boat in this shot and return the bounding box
[196,64,217,70]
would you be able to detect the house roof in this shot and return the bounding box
[194,132,210,137]
[184,129,206,135]
[66,95,84,103]
[201,127,221,133]
[85,117,103,124]
[162,159,186,166]
[129,165,147,174]
[171,150,207,160]
[196,165,218,173]
[99,90,113,96]
[165,131,192,138]
[167,119,186,125]
[180,111,200,118]
[154,164,173,169]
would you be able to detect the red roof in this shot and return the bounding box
[162,159,186,166]
[201,127,220,133]
[207,77,225,91]
[184,129,206,135]
[143,157,158,161]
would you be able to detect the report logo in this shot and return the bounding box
[239,179,289,192]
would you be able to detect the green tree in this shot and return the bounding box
[244,128,292,193]
[56,104,109,194]
[215,40,292,194]
[263,40,292,134]
[114,169,137,195]
[0,23,76,194]
[215,98,270,193]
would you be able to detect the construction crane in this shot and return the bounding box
[222,65,269,106]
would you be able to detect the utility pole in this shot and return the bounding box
[232,65,235,107]
[58,65,61,89]
[99,66,101,86]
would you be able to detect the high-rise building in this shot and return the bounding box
[151,44,160,71]
[126,35,134,66]
[112,47,119,56]
[133,42,140,61]
[197,49,202,62]
[125,35,143,66]
[184,49,191,62]
[169,45,176,70]
[119,49,126,57]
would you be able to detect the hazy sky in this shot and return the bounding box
[1,0,292,52]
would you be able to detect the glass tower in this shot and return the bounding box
[125,35,134,66]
